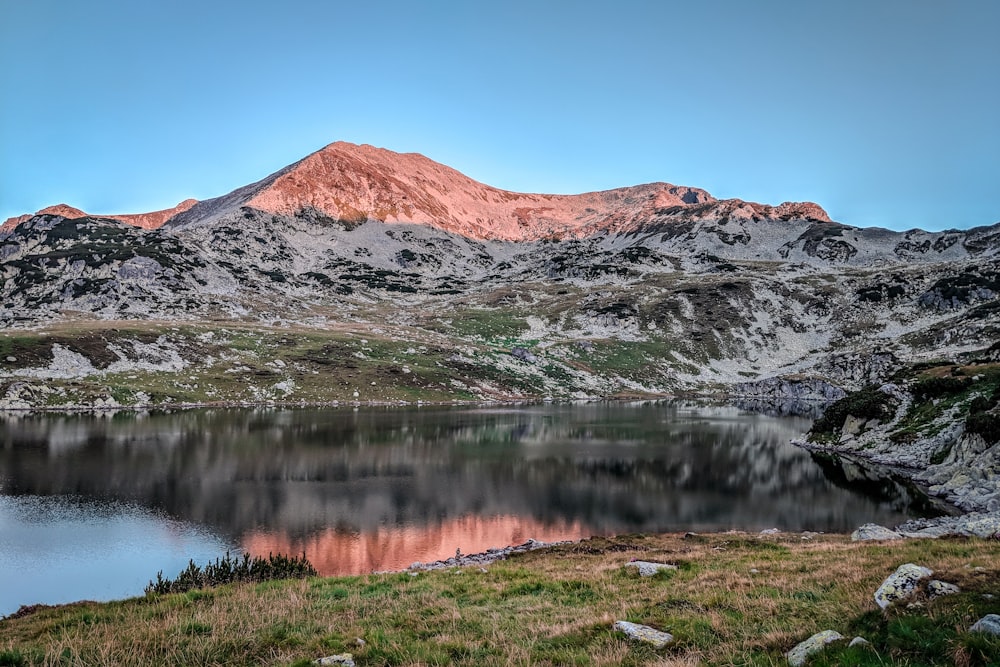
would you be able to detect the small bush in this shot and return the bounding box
[911,376,972,404]
[810,387,893,436]
[145,552,316,595]
[965,412,1000,444]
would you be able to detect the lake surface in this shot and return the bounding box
[0,402,942,616]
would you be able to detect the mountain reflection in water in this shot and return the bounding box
[0,403,940,582]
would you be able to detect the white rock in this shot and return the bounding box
[786,630,844,666]
[848,636,870,647]
[624,561,678,577]
[315,654,355,666]
[874,563,933,609]
[969,614,1000,635]
[613,620,674,649]
[851,523,904,541]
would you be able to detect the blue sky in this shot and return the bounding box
[2,0,998,231]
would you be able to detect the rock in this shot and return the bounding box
[848,636,870,647]
[786,630,844,666]
[760,528,781,535]
[874,563,933,609]
[314,654,355,666]
[624,561,678,577]
[510,347,538,363]
[5,356,15,362]
[613,620,674,649]
[851,523,904,541]
[927,580,960,598]
[843,415,867,435]
[969,614,1000,636]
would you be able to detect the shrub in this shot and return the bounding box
[810,387,893,436]
[145,552,316,595]
[965,412,1000,444]
[911,376,971,404]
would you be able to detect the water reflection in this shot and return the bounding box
[0,403,942,613]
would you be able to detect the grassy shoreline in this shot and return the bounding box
[2,532,998,666]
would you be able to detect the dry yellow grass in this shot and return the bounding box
[1,532,999,666]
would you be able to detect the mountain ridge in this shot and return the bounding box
[6,142,835,241]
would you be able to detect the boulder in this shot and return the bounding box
[851,523,904,541]
[786,630,844,666]
[874,563,933,609]
[969,614,1000,636]
[613,620,674,648]
[624,561,678,577]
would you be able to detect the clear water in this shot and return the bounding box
[0,402,941,616]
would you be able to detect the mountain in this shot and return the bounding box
[1,140,998,406]
[1,199,198,234]
[162,142,831,240]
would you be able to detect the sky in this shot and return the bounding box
[2,0,998,231]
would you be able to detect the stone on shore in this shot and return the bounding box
[851,523,904,541]
[613,620,675,648]
[786,630,844,666]
[624,561,678,577]
[874,563,933,609]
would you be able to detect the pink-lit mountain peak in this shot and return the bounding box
[235,141,829,239]
[5,142,831,239]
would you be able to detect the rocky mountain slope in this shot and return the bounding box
[1,141,997,413]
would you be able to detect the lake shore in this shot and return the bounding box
[2,530,998,666]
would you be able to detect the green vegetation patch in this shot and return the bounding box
[809,386,894,438]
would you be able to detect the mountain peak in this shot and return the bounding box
[6,142,832,240]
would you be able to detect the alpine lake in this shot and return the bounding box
[0,401,947,617]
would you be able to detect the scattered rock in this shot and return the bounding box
[405,538,563,572]
[848,636,870,648]
[874,563,933,609]
[5,356,15,362]
[896,512,1000,539]
[750,568,760,574]
[613,620,674,649]
[786,630,844,666]
[624,561,678,577]
[969,614,1000,636]
[927,580,960,598]
[759,528,781,535]
[314,654,355,666]
[851,523,904,541]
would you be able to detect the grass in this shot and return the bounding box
[2,533,998,666]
